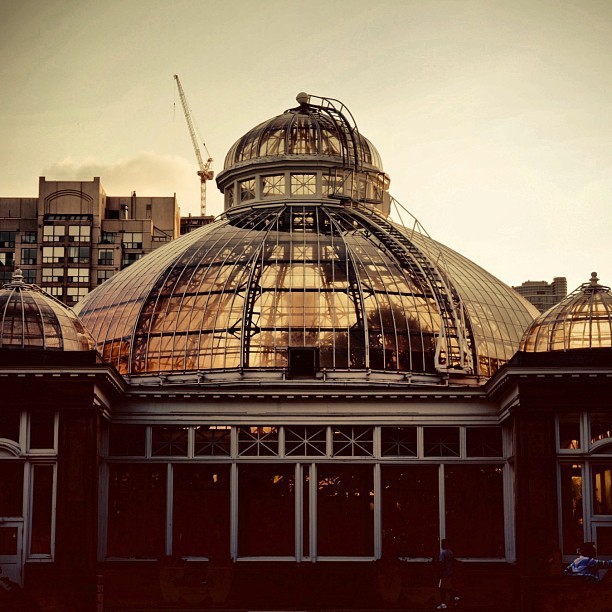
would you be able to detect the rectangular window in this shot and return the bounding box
[100,231,115,244]
[41,268,63,283]
[560,463,583,555]
[0,411,20,442]
[29,412,55,450]
[22,231,37,244]
[66,267,89,283]
[67,246,90,263]
[559,414,581,450]
[172,464,230,558]
[590,413,612,446]
[42,246,65,264]
[107,464,167,558]
[291,174,316,196]
[65,287,88,304]
[592,463,612,515]
[284,426,326,457]
[445,465,505,557]
[381,465,439,557]
[20,248,37,265]
[30,465,54,555]
[42,286,63,297]
[194,425,231,456]
[262,175,285,197]
[0,252,15,266]
[381,426,418,457]
[98,249,114,265]
[0,463,23,516]
[68,225,91,242]
[43,226,65,242]
[122,232,143,249]
[332,426,374,457]
[466,427,503,457]
[238,463,295,557]
[121,252,142,268]
[317,463,374,556]
[0,231,17,247]
[108,424,146,457]
[151,425,188,457]
[240,179,255,202]
[97,270,114,285]
[424,427,460,457]
[238,426,279,456]
[22,269,36,283]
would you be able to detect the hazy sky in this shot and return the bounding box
[1,0,610,292]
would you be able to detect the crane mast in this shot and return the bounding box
[174,74,214,216]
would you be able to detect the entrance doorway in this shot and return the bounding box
[0,521,23,585]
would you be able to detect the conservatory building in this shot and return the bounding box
[1,93,611,611]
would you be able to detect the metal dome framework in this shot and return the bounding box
[520,272,612,352]
[0,270,94,351]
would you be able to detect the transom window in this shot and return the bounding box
[262,174,285,197]
[291,173,316,196]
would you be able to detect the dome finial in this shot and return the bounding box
[296,92,310,106]
[590,271,600,286]
[11,268,24,284]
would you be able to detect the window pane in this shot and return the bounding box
[30,412,55,449]
[559,414,581,450]
[285,426,326,457]
[30,465,54,554]
[0,411,20,442]
[108,424,146,457]
[381,426,417,457]
[560,464,583,555]
[444,465,505,557]
[382,465,439,557]
[238,464,294,557]
[591,413,612,445]
[194,426,231,456]
[151,426,188,457]
[424,427,460,457]
[592,463,612,515]
[466,427,503,457]
[238,426,278,457]
[317,464,374,556]
[173,464,230,558]
[107,464,166,557]
[0,463,23,515]
[332,426,373,457]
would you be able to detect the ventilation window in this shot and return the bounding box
[288,347,319,378]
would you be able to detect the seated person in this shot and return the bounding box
[564,542,612,583]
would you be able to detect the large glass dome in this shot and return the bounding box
[0,270,94,351]
[520,272,612,352]
[75,93,538,383]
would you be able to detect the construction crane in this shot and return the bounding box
[174,74,214,216]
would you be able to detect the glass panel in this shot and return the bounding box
[381,426,417,457]
[560,463,583,555]
[596,526,612,556]
[30,465,54,554]
[151,426,188,457]
[262,175,285,197]
[240,178,255,202]
[0,463,23,515]
[591,413,612,446]
[194,426,231,456]
[466,427,503,457]
[332,426,374,457]
[29,412,55,449]
[317,464,374,556]
[381,465,439,557]
[108,424,146,457]
[559,414,581,450]
[107,464,166,558]
[0,411,20,442]
[284,426,326,457]
[172,464,230,558]
[238,463,294,557]
[444,465,505,557]
[592,463,612,515]
[0,527,18,555]
[290,174,316,196]
[424,427,460,457]
[238,426,278,457]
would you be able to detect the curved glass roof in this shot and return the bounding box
[223,103,384,172]
[0,270,95,351]
[520,272,612,352]
[76,203,537,380]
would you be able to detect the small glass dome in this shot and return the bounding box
[223,95,384,172]
[0,270,94,351]
[520,272,612,352]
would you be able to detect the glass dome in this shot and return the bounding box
[0,270,95,351]
[520,272,612,352]
[75,202,537,381]
[223,94,384,173]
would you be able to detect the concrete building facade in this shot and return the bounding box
[513,277,568,313]
[0,177,179,306]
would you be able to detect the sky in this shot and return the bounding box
[1,0,610,293]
